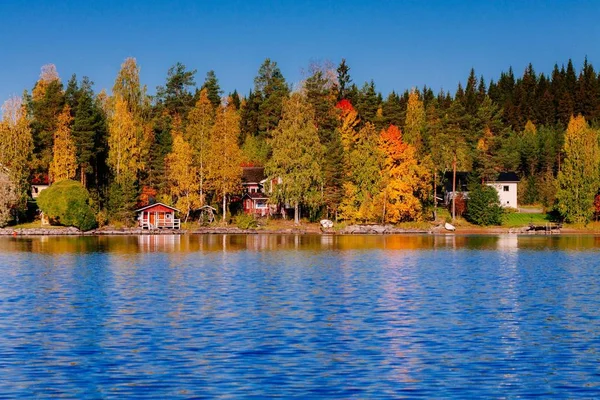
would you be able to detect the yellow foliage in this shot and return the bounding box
[165,121,202,222]
[107,96,144,182]
[376,125,431,223]
[206,99,243,220]
[404,90,425,152]
[32,64,60,101]
[185,89,214,197]
[49,105,77,183]
[339,106,360,152]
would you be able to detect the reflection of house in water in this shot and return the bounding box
[497,235,518,251]
[137,234,181,252]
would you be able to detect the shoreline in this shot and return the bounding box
[0,225,597,236]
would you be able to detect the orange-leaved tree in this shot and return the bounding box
[376,124,431,223]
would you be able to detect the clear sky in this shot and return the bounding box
[0,0,599,103]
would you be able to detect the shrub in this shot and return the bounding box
[465,184,503,226]
[37,180,98,231]
[234,213,258,229]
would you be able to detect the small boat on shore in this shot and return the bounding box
[444,222,456,231]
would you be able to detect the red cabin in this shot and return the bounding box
[136,203,181,229]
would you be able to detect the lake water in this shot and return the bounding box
[1,234,600,398]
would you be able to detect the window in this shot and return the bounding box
[503,186,509,192]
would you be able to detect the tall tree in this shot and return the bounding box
[0,97,33,216]
[266,92,324,224]
[30,64,65,176]
[71,77,105,187]
[206,99,243,222]
[339,123,382,222]
[304,64,343,219]
[165,118,202,222]
[254,58,289,137]
[404,89,425,152]
[201,70,222,109]
[49,105,77,182]
[112,57,146,115]
[185,89,214,203]
[556,115,600,223]
[156,62,197,117]
[376,125,431,222]
[336,58,352,101]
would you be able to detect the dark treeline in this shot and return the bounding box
[1,57,600,227]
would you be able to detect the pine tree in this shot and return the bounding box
[336,58,352,101]
[557,115,600,223]
[49,105,77,182]
[254,59,289,137]
[156,62,197,117]
[304,66,343,218]
[30,64,65,176]
[71,77,105,187]
[266,93,324,224]
[201,70,222,109]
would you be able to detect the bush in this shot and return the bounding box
[234,213,258,229]
[465,184,503,226]
[37,180,98,231]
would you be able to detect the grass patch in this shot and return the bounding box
[10,220,63,229]
[503,212,551,228]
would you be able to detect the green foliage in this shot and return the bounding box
[234,213,258,229]
[266,92,323,223]
[556,116,600,224]
[201,70,222,109]
[107,177,138,224]
[37,180,97,231]
[466,184,503,226]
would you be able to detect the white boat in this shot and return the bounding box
[444,222,456,231]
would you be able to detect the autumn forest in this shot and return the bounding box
[1,57,600,228]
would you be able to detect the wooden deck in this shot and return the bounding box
[140,217,181,230]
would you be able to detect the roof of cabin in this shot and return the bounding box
[242,167,266,184]
[495,172,520,182]
[443,171,520,192]
[243,192,269,200]
[135,202,179,213]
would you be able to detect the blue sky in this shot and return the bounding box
[0,0,599,103]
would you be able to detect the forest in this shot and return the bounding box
[1,56,600,228]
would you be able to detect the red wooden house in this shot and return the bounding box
[136,203,181,229]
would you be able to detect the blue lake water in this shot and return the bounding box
[1,234,600,398]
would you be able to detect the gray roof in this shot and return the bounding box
[242,167,266,184]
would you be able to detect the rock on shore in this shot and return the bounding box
[338,224,431,234]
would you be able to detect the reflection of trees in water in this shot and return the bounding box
[3,234,600,254]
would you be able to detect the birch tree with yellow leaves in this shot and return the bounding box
[185,89,214,202]
[206,99,243,222]
[556,115,600,224]
[50,105,77,182]
[165,118,202,222]
[0,97,33,220]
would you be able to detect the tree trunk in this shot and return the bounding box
[222,192,227,223]
[433,170,437,221]
[452,154,457,222]
[294,201,299,225]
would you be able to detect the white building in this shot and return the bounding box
[443,171,520,209]
[485,172,519,208]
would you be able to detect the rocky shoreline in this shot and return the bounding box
[1,224,432,236]
[0,224,568,236]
